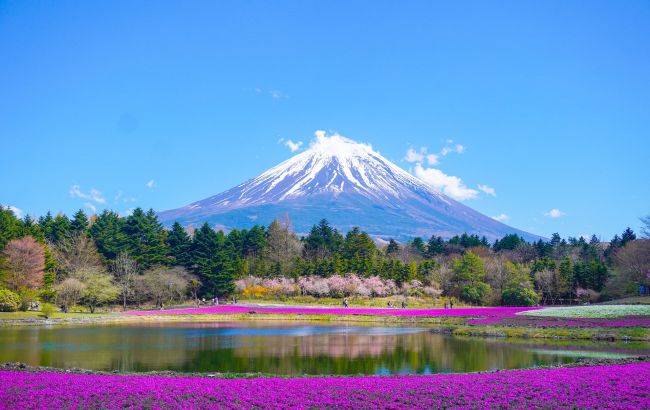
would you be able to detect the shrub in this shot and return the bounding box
[242,285,270,298]
[0,289,21,312]
[461,282,490,305]
[41,303,55,319]
[502,287,540,306]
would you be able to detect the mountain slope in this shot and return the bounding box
[158,133,539,241]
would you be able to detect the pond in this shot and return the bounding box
[1,321,648,375]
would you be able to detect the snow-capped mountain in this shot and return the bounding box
[158,132,539,241]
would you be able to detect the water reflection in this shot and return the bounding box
[0,321,648,375]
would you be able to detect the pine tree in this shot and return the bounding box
[90,210,128,260]
[70,209,89,234]
[122,208,168,269]
[0,205,22,250]
[386,239,400,257]
[167,222,192,266]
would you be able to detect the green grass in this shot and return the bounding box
[521,305,650,319]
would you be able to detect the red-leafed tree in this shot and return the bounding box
[1,236,45,292]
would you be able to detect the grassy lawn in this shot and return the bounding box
[521,305,650,318]
[600,297,650,305]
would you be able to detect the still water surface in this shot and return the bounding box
[1,321,648,375]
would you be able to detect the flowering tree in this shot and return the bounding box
[1,236,45,292]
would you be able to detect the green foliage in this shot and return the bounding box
[40,303,55,318]
[493,234,525,251]
[167,222,192,266]
[502,287,540,306]
[70,209,89,234]
[0,288,21,312]
[461,282,490,305]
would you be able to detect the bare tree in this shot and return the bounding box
[50,233,104,277]
[112,252,138,311]
[613,240,650,287]
[641,215,650,239]
[55,277,85,312]
[266,218,302,265]
[1,236,44,292]
[142,266,194,308]
[534,269,558,305]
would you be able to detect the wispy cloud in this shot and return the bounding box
[405,147,438,165]
[251,87,288,99]
[492,213,509,222]
[544,208,566,218]
[441,139,465,156]
[69,185,106,204]
[413,163,479,201]
[478,184,496,197]
[114,190,136,204]
[84,202,97,214]
[147,180,155,189]
[279,138,303,152]
[269,89,288,99]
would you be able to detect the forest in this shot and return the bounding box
[0,205,649,312]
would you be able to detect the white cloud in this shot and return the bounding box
[405,147,439,165]
[441,142,465,156]
[115,190,136,203]
[544,208,566,218]
[269,89,288,99]
[478,184,496,197]
[413,163,479,201]
[283,139,303,152]
[147,180,155,189]
[2,205,24,218]
[69,185,106,204]
[492,213,509,222]
[405,148,425,163]
[84,202,96,214]
[426,154,439,165]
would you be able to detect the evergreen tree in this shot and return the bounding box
[167,222,192,266]
[70,209,90,234]
[90,210,128,260]
[385,239,400,257]
[122,208,169,269]
[426,235,445,257]
[50,214,72,243]
[190,223,223,288]
[0,205,22,250]
[621,227,636,245]
[303,219,344,260]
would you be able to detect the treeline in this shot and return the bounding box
[0,205,649,312]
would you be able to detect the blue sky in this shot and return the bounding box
[1,1,648,240]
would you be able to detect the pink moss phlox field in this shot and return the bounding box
[2,363,650,409]
[126,305,538,319]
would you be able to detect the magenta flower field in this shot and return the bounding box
[2,362,649,409]
[126,304,538,319]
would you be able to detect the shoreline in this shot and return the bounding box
[2,355,648,379]
[2,309,650,342]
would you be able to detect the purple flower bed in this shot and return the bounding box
[2,363,649,409]
[126,305,538,319]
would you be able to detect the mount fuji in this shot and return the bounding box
[158,132,539,241]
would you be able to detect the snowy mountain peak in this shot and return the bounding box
[309,130,374,159]
[158,131,540,241]
[245,131,443,203]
